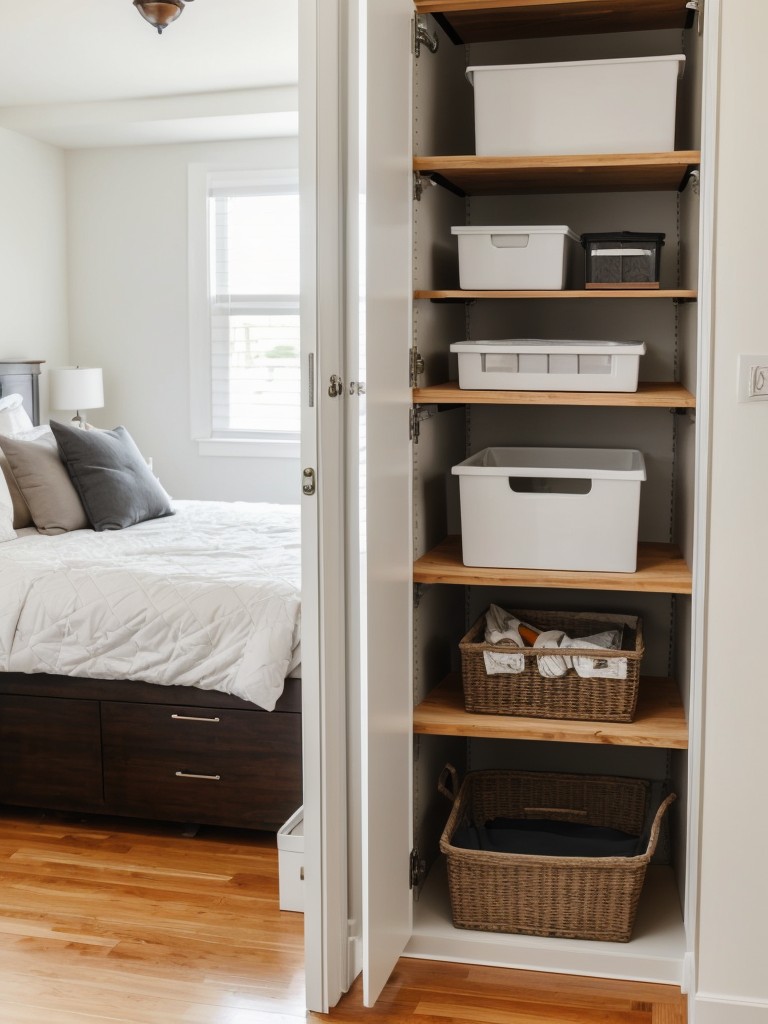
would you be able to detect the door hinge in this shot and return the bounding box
[302,467,316,496]
[328,374,344,398]
[409,848,425,890]
[412,14,439,58]
[409,346,425,386]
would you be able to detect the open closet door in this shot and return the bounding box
[300,0,350,1011]
[356,0,416,1007]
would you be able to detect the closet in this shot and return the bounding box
[360,0,711,1006]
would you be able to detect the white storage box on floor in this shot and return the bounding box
[277,806,304,913]
[450,339,646,392]
[452,225,582,290]
[452,447,646,572]
[466,55,686,157]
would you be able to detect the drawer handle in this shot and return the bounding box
[175,771,222,781]
[171,714,221,723]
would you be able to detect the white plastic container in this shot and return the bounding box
[452,447,646,572]
[466,55,686,157]
[277,806,304,912]
[452,225,582,290]
[450,339,647,392]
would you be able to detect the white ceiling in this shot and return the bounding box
[0,0,298,107]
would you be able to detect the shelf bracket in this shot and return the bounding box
[410,403,438,443]
[685,168,700,196]
[686,0,703,35]
[413,582,429,608]
[413,14,439,58]
[413,172,436,202]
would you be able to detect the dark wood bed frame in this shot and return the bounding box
[0,361,302,832]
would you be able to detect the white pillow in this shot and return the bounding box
[0,469,16,542]
[0,394,34,436]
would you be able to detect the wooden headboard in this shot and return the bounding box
[0,360,44,426]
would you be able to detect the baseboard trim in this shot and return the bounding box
[694,994,768,1023]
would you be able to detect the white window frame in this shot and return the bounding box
[188,164,301,458]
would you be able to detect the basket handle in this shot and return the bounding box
[523,806,587,818]
[644,792,677,858]
[438,763,459,804]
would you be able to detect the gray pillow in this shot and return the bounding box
[51,420,174,531]
[0,429,89,535]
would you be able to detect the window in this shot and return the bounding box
[189,167,300,457]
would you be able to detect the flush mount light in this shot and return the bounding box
[133,0,196,34]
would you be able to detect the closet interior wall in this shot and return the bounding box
[410,10,703,966]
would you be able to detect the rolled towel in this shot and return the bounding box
[534,630,571,678]
[482,604,528,675]
[570,632,627,680]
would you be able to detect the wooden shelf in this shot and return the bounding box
[414,674,688,748]
[414,152,700,196]
[414,0,694,45]
[416,289,697,302]
[413,536,693,594]
[412,380,696,408]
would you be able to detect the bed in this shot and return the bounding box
[0,361,303,831]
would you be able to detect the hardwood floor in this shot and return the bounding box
[0,809,687,1024]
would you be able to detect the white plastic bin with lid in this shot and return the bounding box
[450,339,647,392]
[452,447,646,572]
[466,55,686,157]
[452,226,582,290]
[277,806,304,912]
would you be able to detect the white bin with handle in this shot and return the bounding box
[452,447,646,572]
[452,225,582,290]
[467,55,686,156]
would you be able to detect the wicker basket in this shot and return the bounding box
[459,609,644,722]
[438,766,675,942]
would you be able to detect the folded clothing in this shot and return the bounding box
[451,816,644,858]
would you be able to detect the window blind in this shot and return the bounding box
[208,186,300,438]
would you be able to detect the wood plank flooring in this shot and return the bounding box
[0,809,687,1023]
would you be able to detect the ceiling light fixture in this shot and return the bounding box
[133,0,195,35]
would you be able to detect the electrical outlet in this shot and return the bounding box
[738,355,768,402]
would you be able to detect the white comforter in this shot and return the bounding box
[0,500,301,711]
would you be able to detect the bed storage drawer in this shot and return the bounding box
[102,702,302,830]
[0,696,104,811]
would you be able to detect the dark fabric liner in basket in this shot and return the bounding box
[438,766,676,943]
[459,608,644,722]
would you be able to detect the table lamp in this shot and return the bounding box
[50,366,104,428]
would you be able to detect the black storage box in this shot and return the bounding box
[581,231,665,289]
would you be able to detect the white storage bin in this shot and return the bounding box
[277,806,304,913]
[467,55,686,157]
[452,447,646,572]
[450,339,646,392]
[452,225,582,290]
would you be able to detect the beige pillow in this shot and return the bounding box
[0,450,32,529]
[0,430,89,535]
[0,464,15,542]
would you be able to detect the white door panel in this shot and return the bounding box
[300,0,349,1011]
[359,0,415,1007]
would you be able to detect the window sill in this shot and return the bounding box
[195,437,300,459]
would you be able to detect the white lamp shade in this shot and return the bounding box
[50,367,104,411]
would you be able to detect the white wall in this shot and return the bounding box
[0,127,69,413]
[65,136,300,503]
[696,2,768,1019]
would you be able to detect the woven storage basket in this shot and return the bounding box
[459,609,644,722]
[438,765,675,942]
